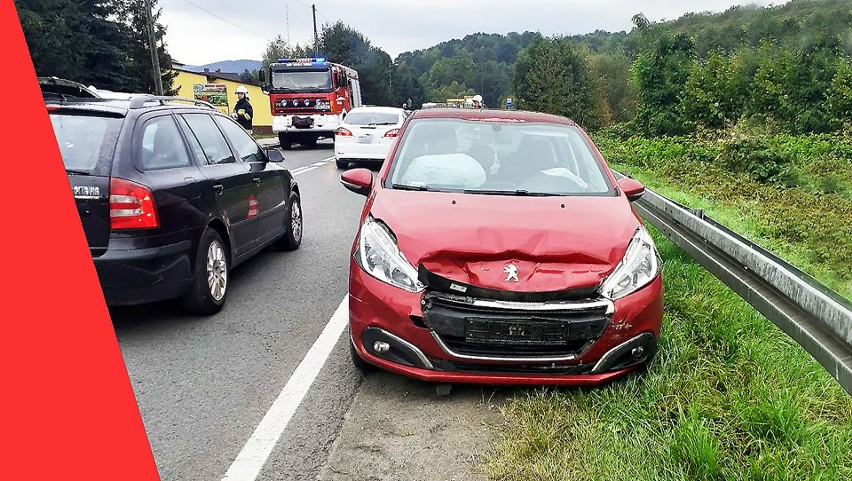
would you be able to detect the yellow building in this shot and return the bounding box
[170,65,273,135]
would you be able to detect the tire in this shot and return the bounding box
[278,133,292,150]
[302,136,318,148]
[336,158,349,169]
[350,340,376,374]
[274,191,303,251]
[181,228,228,315]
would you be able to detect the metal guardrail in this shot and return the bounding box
[613,171,852,395]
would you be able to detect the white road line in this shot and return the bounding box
[221,296,350,481]
[291,157,334,177]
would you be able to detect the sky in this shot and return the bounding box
[158,0,782,66]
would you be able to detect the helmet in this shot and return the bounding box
[236,85,249,94]
[472,94,483,103]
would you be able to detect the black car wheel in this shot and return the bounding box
[181,228,228,315]
[301,136,318,148]
[350,341,376,374]
[275,192,303,251]
[336,158,349,169]
[278,133,292,150]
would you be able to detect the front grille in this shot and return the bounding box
[422,292,612,359]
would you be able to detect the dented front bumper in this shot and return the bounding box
[348,258,664,386]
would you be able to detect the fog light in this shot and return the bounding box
[373,341,390,353]
[631,346,645,358]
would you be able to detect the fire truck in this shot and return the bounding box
[259,57,361,149]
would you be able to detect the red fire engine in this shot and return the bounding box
[259,57,362,149]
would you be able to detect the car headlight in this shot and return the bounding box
[354,216,425,292]
[599,226,661,300]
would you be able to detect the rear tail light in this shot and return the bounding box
[384,129,400,138]
[109,178,159,230]
[336,127,353,136]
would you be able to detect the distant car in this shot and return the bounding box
[334,106,407,169]
[47,95,303,315]
[340,108,663,386]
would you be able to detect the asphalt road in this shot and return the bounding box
[111,139,369,481]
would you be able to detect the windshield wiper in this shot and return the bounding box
[463,189,551,196]
[368,122,396,126]
[65,169,91,176]
[391,183,430,191]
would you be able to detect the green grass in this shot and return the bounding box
[483,131,852,480]
[484,228,852,481]
[594,133,852,300]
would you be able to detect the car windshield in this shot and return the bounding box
[271,69,332,91]
[49,113,123,175]
[345,111,400,125]
[386,118,613,196]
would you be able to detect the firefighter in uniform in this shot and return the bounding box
[231,85,254,133]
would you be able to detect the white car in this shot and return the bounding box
[334,106,408,169]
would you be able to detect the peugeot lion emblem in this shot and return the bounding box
[503,263,519,283]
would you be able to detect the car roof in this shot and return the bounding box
[350,106,406,114]
[408,107,576,126]
[44,95,219,116]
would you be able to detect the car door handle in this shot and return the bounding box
[252,176,261,184]
[213,183,224,195]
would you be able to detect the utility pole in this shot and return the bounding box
[312,4,318,56]
[144,0,163,95]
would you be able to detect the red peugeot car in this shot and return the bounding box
[339,108,663,386]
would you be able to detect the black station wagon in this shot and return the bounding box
[47,95,302,315]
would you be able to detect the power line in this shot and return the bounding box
[290,0,333,24]
[178,0,270,40]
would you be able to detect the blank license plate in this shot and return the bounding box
[465,318,569,345]
[357,135,375,144]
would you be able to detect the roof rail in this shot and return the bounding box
[128,95,217,110]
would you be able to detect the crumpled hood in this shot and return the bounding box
[369,189,641,292]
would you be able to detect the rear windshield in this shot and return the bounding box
[386,118,614,196]
[49,113,123,175]
[345,111,400,126]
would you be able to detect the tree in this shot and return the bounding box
[262,35,310,72]
[83,0,135,92]
[121,0,176,94]
[630,13,696,136]
[240,70,259,85]
[589,52,637,125]
[319,21,371,66]
[391,62,426,108]
[318,22,394,105]
[827,58,852,130]
[514,36,603,129]
[16,0,90,82]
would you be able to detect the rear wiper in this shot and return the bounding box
[65,169,91,176]
[392,183,430,191]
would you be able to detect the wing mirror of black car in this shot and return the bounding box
[265,148,284,163]
[340,168,373,196]
[618,178,645,202]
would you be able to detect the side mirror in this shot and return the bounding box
[266,148,284,163]
[340,168,373,196]
[618,178,645,202]
[258,70,269,94]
